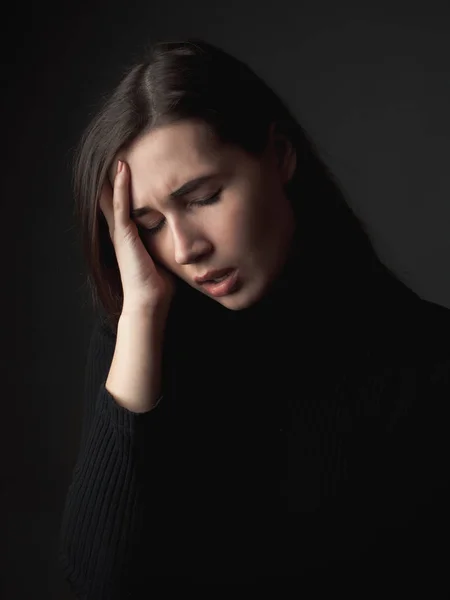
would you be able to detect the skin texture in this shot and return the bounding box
[107,118,297,311]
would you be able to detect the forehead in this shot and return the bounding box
[107,120,223,187]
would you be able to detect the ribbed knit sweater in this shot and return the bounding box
[59,175,450,593]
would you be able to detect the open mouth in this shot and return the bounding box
[205,273,230,283]
[198,269,239,297]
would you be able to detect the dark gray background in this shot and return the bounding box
[4,0,450,596]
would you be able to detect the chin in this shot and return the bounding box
[214,280,269,311]
[216,298,250,311]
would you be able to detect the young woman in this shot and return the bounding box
[59,38,450,591]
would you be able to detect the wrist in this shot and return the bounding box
[121,300,168,320]
[120,305,169,336]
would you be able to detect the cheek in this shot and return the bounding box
[239,191,277,245]
[210,199,256,250]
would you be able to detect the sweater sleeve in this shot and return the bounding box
[58,316,167,599]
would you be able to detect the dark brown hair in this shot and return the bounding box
[72,37,377,335]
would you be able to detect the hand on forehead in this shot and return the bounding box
[107,156,123,186]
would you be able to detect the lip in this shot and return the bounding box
[197,269,240,297]
[194,267,235,284]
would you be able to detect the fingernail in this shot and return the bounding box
[117,160,123,174]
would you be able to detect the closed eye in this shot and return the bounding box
[138,188,223,235]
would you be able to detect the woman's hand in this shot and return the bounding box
[99,160,176,317]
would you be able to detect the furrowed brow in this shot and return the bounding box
[130,174,218,218]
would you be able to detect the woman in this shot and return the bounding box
[59,38,450,591]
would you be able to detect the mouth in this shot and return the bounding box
[204,272,230,284]
[194,267,235,285]
[197,269,240,298]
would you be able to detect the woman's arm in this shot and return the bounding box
[106,309,167,413]
[58,314,167,599]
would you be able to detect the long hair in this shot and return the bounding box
[72,37,379,335]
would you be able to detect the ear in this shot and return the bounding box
[268,122,297,185]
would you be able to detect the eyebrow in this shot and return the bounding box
[130,174,218,219]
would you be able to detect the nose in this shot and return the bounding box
[172,222,212,265]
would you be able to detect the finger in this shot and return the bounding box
[112,160,131,230]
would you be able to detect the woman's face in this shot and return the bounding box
[108,118,297,310]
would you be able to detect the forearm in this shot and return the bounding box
[106,310,166,413]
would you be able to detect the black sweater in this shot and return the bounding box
[59,174,450,593]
